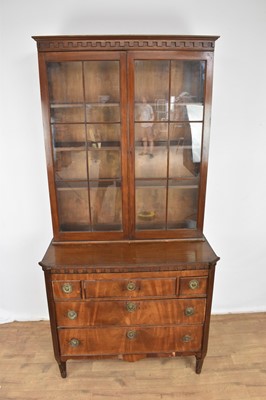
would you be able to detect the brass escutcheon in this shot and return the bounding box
[182,335,192,343]
[69,338,80,347]
[189,279,199,290]
[126,281,136,291]
[185,307,195,316]
[126,330,137,340]
[126,302,137,312]
[67,310,78,320]
[62,282,73,294]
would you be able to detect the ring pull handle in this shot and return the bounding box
[126,330,137,340]
[184,307,195,317]
[126,302,137,312]
[189,279,199,290]
[67,310,78,320]
[62,283,73,294]
[182,335,192,343]
[69,338,80,347]
[126,281,136,291]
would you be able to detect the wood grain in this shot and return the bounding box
[0,313,265,399]
[55,298,206,327]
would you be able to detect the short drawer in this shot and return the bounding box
[52,281,82,300]
[84,277,176,299]
[59,325,203,356]
[55,299,206,327]
[179,277,208,297]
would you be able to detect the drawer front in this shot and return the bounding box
[179,277,208,297]
[59,325,203,356]
[52,281,82,300]
[55,299,206,327]
[84,278,176,299]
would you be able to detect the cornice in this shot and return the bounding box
[32,35,219,52]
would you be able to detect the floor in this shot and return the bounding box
[0,313,266,400]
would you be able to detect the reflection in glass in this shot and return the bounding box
[135,146,168,179]
[90,181,122,231]
[88,149,121,180]
[133,59,205,232]
[134,60,170,106]
[135,123,168,178]
[86,104,120,123]
[135,122,168,142]
[57,183,90,231]
[167,180,198,229]
[84,61,120,123]
[170,61,205,121]
[54,150,87,181]
[169,123,202,177]
[135,180,166,230]
[87,124,120,144]
[135,122,168,179]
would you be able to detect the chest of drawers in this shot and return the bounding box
[40,240,219,377]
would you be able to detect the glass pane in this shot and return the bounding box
[86,104,120,122]
[169,123,202,177]
[50,105,85,123]
[84,61,120,123]
[84,61,120,103]
[135,180,166,230]
[52,124,86,147]
[170,61,205,121]
[134,60,170,121]
[47,62,83,104]
[135,123,169,179]
[87,123,120,144]
[90,181,122,231]
[88,149,121,180]
[54,150,87,181]
[57,182,90,231]
[167,180,198,229]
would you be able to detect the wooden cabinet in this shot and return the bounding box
[33,35,219,377]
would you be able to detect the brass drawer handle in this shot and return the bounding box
[189,279,199,290]
[184,307,195,316]
[67,310,78,320]
[62,283,73,294]
[69,338,80,347]
[126,302,137,312]
[182,335,192,343]
[126,281,136,291]
[126,330,137,340]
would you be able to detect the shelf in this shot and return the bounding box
[56,180,121,189]
[50,102,120,108]
[54,144,121,151]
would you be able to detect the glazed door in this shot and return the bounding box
[128,51,214,239]
[39,51,129,240]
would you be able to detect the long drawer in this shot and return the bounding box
[84,277,177,298]
[59,325,203,356]
[55,298,206,327]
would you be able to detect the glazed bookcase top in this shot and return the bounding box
[34,34,218,242]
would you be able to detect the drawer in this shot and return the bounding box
[59,325,203,356]
[55,299,206,327]
[52,281,82,300]
[179,277,208,297]
[84,277,176,299]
